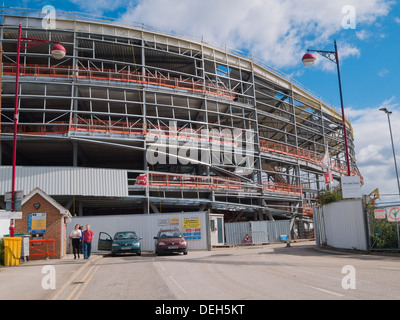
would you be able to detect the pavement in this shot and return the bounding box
[0,253,103,300]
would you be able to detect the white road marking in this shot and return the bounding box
[169,275,187,294]
[305,284,344,297]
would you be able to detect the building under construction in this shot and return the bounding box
[0,8,362,229]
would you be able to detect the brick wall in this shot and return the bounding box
[15,193,67,259]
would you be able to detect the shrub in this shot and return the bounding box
[317,186,343,206]
[370,212,399,249]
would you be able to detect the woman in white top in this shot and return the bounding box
[70,224,82,259]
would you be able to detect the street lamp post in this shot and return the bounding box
[380,107,400,250]
[302,40,351,176]
[379,108,400,195]
[9,23,66,237]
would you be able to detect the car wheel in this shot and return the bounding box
[183,251,188,255]
[137,251,141,256]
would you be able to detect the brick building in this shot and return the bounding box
[15,188,72,259]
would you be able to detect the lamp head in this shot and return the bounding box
[50,44,66,59]
[380,108,392,115]
[302,52,316,67]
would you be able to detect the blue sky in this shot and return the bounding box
[4,0,400,200]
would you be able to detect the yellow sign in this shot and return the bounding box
[29,212,47,233]
[32,218,46,231]
[182,218,201,229]
[170,217,179,225]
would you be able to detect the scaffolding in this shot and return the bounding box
[0,7,362,221]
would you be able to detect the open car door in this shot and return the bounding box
[98,232,113,251]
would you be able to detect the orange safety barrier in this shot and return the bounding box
[135,172,303,195]
[263,181,302,195]
[260,139,323,165]
[2,63,235,100]
[29,239,56,258]
[259,138,363,182]
[138,173,246,190]
[1,122,69,136]
[303,205,314,216]
[0,115,362,183]
[70,118,144,136]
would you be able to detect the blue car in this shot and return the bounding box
[98,231,142,256]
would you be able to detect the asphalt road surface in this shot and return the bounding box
[56,241,400,300]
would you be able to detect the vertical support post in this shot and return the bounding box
[334,40,351,176]
[0,44,2,166]
[385,112,400,249]
[10,24,22,237]
[385,112,400,196]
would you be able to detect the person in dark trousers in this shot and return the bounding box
[79,225,84,254]
[83,224,94,259]
[70,224,82,259]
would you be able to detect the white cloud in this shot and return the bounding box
[356,30,370,40]
[347,96,400,196]
[118,0,391,68]
[378,67,390,77]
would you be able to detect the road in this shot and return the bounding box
[54,241,400,301]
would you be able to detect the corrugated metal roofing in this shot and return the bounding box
[0,166,128,197]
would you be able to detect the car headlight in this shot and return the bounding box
[133,242,140,246]
[112,243,119,247]
[181,241,187,245]
[159,241,166,245]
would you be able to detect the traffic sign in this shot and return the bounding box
[242,233,252,244]
[387,206,400,222]
[374,208,386,220]
[4,191,23,202]
[4,190,24,211]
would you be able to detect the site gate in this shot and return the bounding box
[224,220,291,245]
[314,198,400,252]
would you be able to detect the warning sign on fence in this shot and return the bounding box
[374,208,386,220]
[387,206,400,222]
[242,234,253,244]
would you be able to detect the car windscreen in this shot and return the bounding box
[114,232,138,240]
[159,231,183,238]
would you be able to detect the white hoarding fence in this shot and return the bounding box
[68,211,209,252]
[225,220,291,245]
[314,199,368,251]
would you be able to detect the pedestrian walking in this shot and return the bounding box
[70,224,82,259]
[83,224,94,259]
[79,225,84,254]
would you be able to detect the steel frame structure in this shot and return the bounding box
[0,8,362,227]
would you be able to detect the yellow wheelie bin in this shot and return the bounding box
[4,237,22,266]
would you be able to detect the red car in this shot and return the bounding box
[154,229,188,255]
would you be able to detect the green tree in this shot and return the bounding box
[317,186,343,206]
[370,213,399,249]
